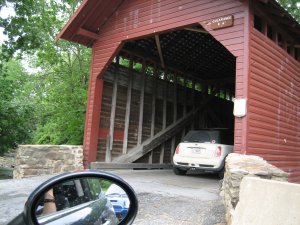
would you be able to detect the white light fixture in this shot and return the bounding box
[233,98,247,117]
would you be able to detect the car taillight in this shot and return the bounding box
[216,146,222,157]
[175,145,180,154]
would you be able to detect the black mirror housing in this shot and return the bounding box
[9,170,138,225]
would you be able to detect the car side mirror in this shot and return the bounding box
[8,170,138,225]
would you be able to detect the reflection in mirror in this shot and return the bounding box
[34,178,130,225]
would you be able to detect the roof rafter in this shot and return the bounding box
[155,35,165,68]
[77,28,100,40]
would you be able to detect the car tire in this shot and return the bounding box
[173,167,187,175]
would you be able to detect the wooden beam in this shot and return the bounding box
[151,68,157,138]
[171,137,176,163]
[91,162,172,170]
[163,71,167,130]
[155,35,165,68]
[173,73,178,122]
[160,69,168,165]
[148,151,153,164]
[191,80,195,129]
[137,61,145,145]
[183,76,187,116]
[120,49,206,85]
[113,106,199,163]
[106,62,119,161]
[105,136,111,162]
[160,144,165,164]
[77,28,100,40]
[184,27,209,34]
[122,59,133,154]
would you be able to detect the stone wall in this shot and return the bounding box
[221,153,289,225]
[13,145,83,179]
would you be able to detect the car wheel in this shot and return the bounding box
[173,167,187,175]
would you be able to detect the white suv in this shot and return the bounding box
[173,129,233,177]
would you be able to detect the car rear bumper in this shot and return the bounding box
[173,155,225,172]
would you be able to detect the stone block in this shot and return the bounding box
[222,153,289,225]
[13,145,83,179]
[232,177,300,225]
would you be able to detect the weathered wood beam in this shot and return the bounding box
[160,145,165,164]
[173,73,178,122]
[155,35,165,68]
[114,85,223,163]
[122,59,133,154]
[113,106,199,163]
[151,68,157,138]
[77,28,100,40]
[106,60,119,162]
[120,49,205,85]
[191,80,196,129]
[183,76,187,116]
[163,71,167,130]
[184,27,209,34]
[160,69,168,165]
[171,137,176,163]
[148,151,153,164]
[91,162,172,170]
[137,61,145,146]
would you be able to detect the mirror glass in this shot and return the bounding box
[34,177,130,225]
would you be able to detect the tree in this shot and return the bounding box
[0,54,34,154]
[0,0,91,149]
[278,0,300,22]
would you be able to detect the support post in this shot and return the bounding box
[183,76,187,116]
[148,151,153,164]
[191,80,195,129]
[106,57,119,162]
[151,67,157,138]
[173,72,178,122]
[122,59,133,154]
[137,60,145,145]
[160,69,168,164]
[171,137,176,163]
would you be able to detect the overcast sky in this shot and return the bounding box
[0,4,15,44]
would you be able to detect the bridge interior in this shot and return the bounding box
[96,25,236,165]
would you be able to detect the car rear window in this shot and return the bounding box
[183,130,233,145]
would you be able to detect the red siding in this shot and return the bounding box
[248,29,300,182]
[84,0,249,162]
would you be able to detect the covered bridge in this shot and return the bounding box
[57,0,300,182]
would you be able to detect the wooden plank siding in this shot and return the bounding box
[97,64,234,163]
[248,28,300,182]
[83,0,249,164]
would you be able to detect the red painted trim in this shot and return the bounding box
[83,41,124,167]
[83,47,104,168]
[56,0,89,42]
[241,0,251,154]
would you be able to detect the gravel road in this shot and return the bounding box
[0,169,225,225]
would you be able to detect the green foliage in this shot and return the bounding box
[278,0,300,22]
[0,57,34,154]
[0,0,90,150]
